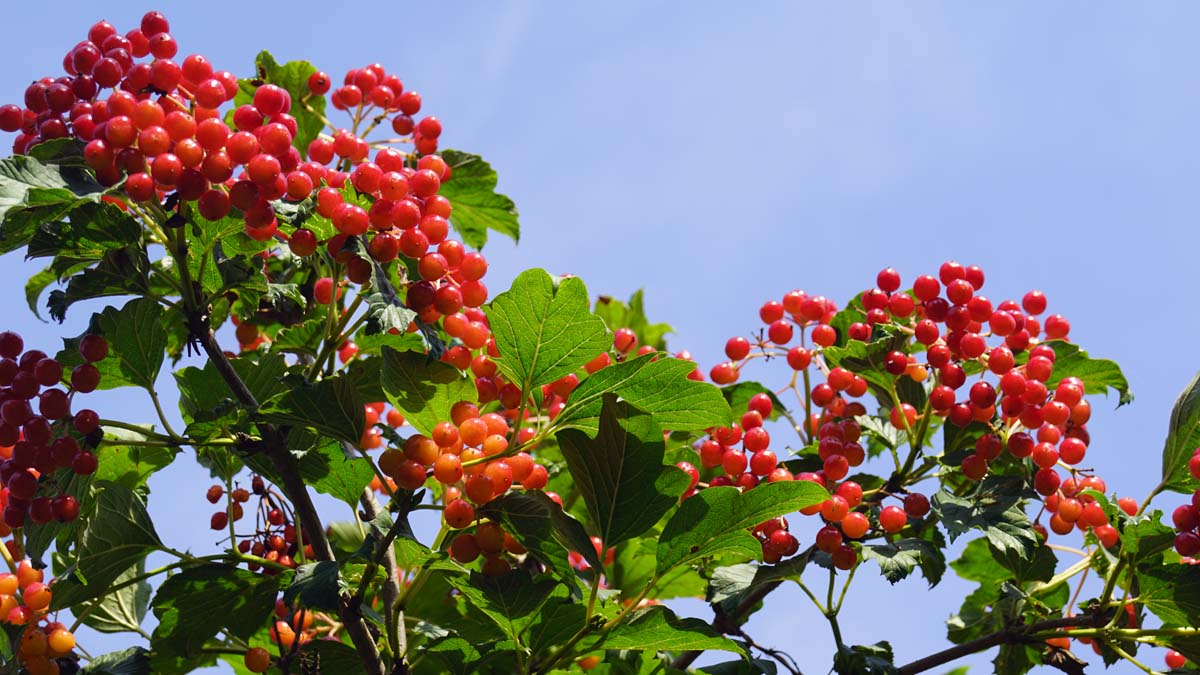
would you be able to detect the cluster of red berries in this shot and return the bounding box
[1,561,76,675]
[0,12,485,332]
[1170,450,1200,558]
[0,330,108,533]
[448,521,530,577]
[207,474,314,573]
[697,262,1142,565]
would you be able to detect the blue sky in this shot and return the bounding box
[2,3,1198,673]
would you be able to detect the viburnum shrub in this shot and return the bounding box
[0,11,1197,675]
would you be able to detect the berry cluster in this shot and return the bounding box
[0,330,108,534]
[1,561,77,675]
[206,474,314,573]
[694,262,1139,565]
[0,12,488,342]
[1170,449,1200,558]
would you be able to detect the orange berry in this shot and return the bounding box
[244,646,271,673]
[22,582,51,611]
[17,561,42,588]
[46,628,74,656]
[0,573,17,595]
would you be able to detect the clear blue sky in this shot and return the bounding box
[2,3,1197,673]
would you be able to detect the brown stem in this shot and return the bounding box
[670,580,784,669]
[360,487,406,670]
[896,614,1105,675]
[193,327,386,675]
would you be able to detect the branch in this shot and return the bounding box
[896,614,1106,675]
[670,580,785,669]
[192,323,386,675]
[359,487,406,671]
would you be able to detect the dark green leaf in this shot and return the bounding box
[993,644,1040,675]
[657,481,828,574]
[284,561,342,611]
[599,605,740,653]
[51,482,163,609]
[479,490,599,579]
[296,639,367,675]
[698,659,779,675]
[1138,563,1200,627]
[933,489,1038,560]
[81,647,152,675]
[52,297,166,392]
[834,641,899,675]
[558,396,692,548]
[438,150,519,249]
[260,374,365,445]
[1121,511,1177,561]
[381,346,475,436]
[861,538,946,586]
[304,436,376,507]
[47,245,151,322]
[151,564,280,658]
[556,354,731,434]
[487,268,610,392]
[445,570,556,644]
[362,259,417,336]
[79,560,151,634]
[1161,370,1200,494]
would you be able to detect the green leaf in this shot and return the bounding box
[79,560,151,633]
[479,490,599,579]
[260,374,365,445]
[656,481,829,574]
[296,639,367,675]
[487,268,610,392]
[0,152,105,252]
[438,150,519,249]
[555,354,731,434]
[1121,511,1177,561]
[381,346,475,436]
[1042,340,1132,406]
[414,635,482,675]
[933,489,1038,560]
[47,245,152,322]
[833,641,899,675]
[237,51,327,152]
[362,259,418,336]
[57,297,166,391]
[1138,563,1200,627]
[698,659,779,675]
[861,538,946,586]
[558,396,691,548]
[1161,370,1200,494]
[151,563,280,659]
[95,440,178,492]
[722,382,787,422]
[445,570,556,644]
[301,432,376,507]
[51,482,163,609]
[599,605,740,653]
[284,561,342,611]
[593,290,673,350]
[610,536,706,601]
[81,647,153,675]
[24,265,57,320]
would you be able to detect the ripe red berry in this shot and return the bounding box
[79,334,109,362]
[879,506,907,533]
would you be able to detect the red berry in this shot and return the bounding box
[879,506,907,533]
